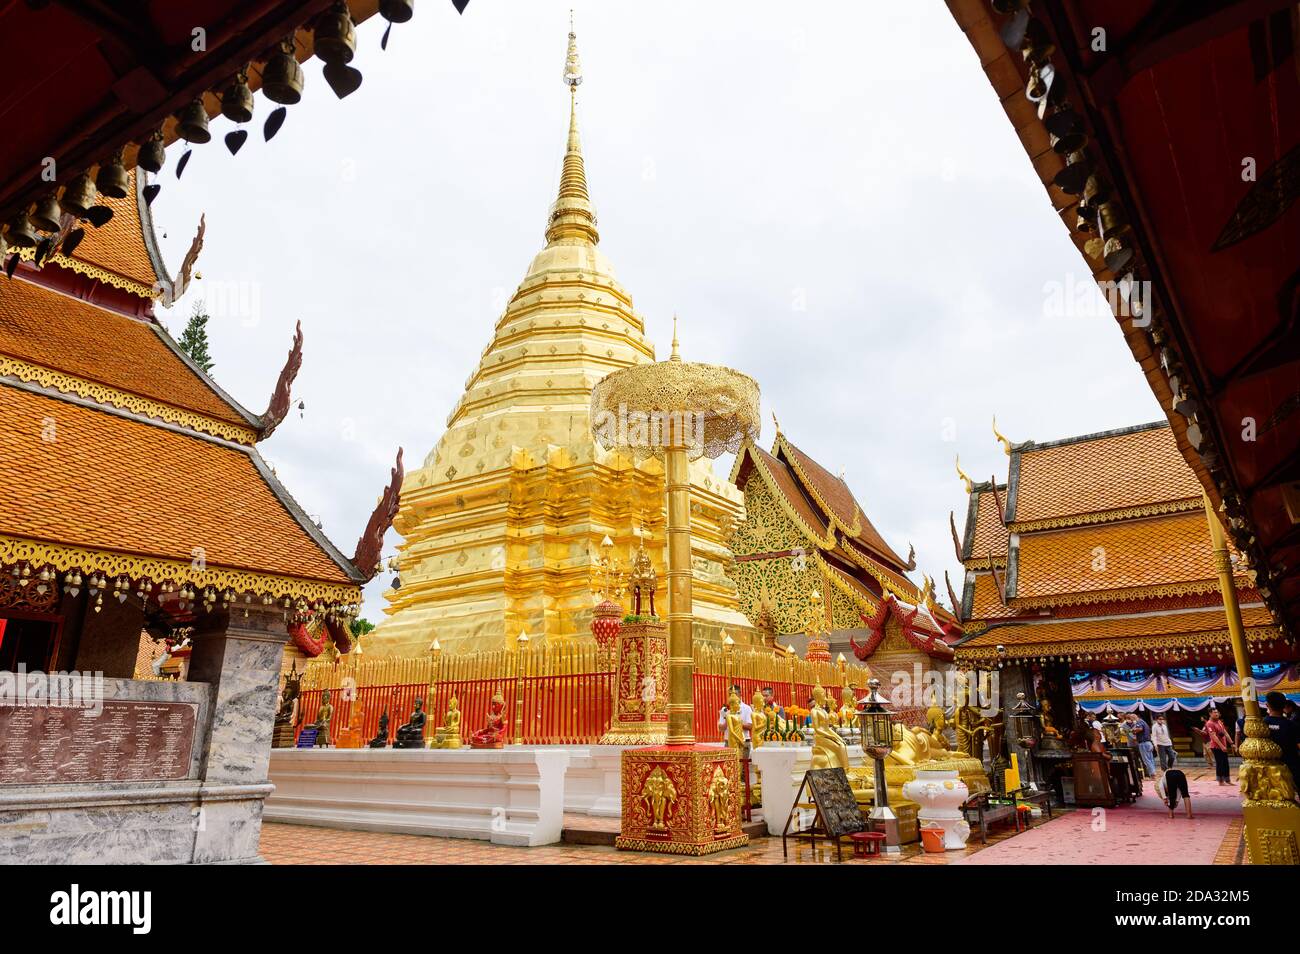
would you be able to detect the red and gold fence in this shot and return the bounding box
[293,642,869,746]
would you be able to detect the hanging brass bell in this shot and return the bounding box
[1025,64,1047,101]
[5,212,39,248]
[379,0,414,23]
[261,39,304,105]
[1103,236,1133,272]
[221,71,254,123]
[175,98,212,144]
[314,2,356,64]
[1045,106,1087,154]
[0,232,8,260]
[96,153,130,199]
[1053,150,1090,195]
[61,172,97,218]
[1079,174,1107,218]
[138,131,166,173]
[1097,201,1129,239]
[1020,19,1055,65]
[30,193,63,233]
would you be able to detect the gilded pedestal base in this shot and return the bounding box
[599,621,668,746]
[615,745,748,856]
[1238,716,1300,865]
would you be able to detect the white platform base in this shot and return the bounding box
[266,748,570,846]
[560,745,626,817]
[750,743,865,836]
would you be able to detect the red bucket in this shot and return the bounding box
[919,826,946,853]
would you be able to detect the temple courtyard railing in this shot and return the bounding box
[293,643,871,746]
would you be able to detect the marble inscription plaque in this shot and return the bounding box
[0,700,197,784]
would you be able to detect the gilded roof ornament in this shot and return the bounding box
[955,454,973,494]
[992,415,1013,456]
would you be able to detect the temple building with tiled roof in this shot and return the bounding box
[729,426,959,717]
[951,420,1294,754]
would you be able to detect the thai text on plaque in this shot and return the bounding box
[0,700,198,784]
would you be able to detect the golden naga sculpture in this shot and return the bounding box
[750,690,768,747]
[724,691,747,756]
[641,765,677,832]
[810,684,850,771]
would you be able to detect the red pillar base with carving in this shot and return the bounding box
[615,745,749,856]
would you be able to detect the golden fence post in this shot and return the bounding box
[514,629,529,745]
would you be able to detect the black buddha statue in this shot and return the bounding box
[393,698,427,749]
[368,708,390,748]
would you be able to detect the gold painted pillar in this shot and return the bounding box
[665,442,694,745]
[1204,494,1300,864]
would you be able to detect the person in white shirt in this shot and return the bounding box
[1151,714,1176,769]
[718,684,753,741]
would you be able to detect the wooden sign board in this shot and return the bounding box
[805,768,868,838]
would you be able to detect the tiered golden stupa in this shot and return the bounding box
[370,27,752,656]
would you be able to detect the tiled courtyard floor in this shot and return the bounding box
[259,764,1244,865]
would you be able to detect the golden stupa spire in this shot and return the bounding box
[547,16,599,247]
[670,314,681,362]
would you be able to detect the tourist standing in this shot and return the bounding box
[1136,714,1157,778]
[760,686,785,718]
[1203,709,1234,785]
[717,684,752,741]
[1152,714,1176,769]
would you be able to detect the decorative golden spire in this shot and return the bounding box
[670,314,681,362]
[992,415,1013,456]
[547,17,599,247]
[955,454,973,493]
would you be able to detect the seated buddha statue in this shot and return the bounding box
[810,684,850,772]
[394,698,427,749]
[441,696,462,748]
[470,690,508,748]
[312,689,334,747]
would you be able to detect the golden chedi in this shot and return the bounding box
[371,26,750,656]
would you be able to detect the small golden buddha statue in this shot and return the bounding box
[312,688,334,747]
[724,691,747,757]
[442,696,462,748]
[750,690,767,748]
[810,684,850,771]
[838,686,857,732]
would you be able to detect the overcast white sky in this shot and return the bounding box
[153,0,1162,621]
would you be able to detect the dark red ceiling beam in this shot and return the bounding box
[1085,0,1298,108]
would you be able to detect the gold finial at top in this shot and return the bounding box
[771,411,782,436]
[992,415,1013,456]
[563,12,582,88]
[955,454,973,494]
[669,314,681,362]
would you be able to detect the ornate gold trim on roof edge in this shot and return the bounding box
[775,434,863,539]
[954,625,1281,664]
[817,552,878,616]
[835,536,918,603]
[1008,577,1252,609]
[0,357,258,444]
[1009,498,1202,533]
[963,556,1007,570]
[11,246,160,299]
[745,449,836,549]
[0,535,361,606]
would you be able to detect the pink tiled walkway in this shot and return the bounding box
[955,771,1241,865]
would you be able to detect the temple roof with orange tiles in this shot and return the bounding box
[0,170,369,615]
[951,420,1276,668]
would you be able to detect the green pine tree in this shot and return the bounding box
[177,301,214,373]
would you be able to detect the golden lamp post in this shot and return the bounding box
[592,321,760,854]
[1203,495,1300,862]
